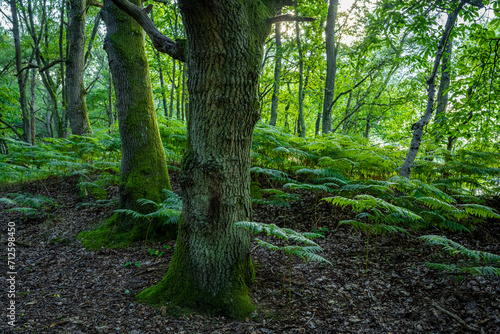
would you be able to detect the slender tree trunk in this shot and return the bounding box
[107,70,114,128]
[400,2,465,178]
[29,69,37,145]
[295,11,306,138]
[363,114,371,139]
[321,0,339,134]
[169,59,176,118]
[434,37,453,143]
[269,18,282,126]
[176,63,182,119]
[66,0,92,135]
[182,61,187,122]
[136,0,284,318]
[10,0,30,143]
[58,0,67,138]
[99,0,172,241]
[315,111,321,136]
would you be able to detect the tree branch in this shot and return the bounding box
[110,0,185,62]
[0,118,24,140]
[267,14,315,25]
[39,58,65,73]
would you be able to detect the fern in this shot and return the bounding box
[419,235,500,277]
[234,221,331,265]
[115,189,182,225]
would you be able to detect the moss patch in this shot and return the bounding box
[78,213,177,249]
[137,238,255,319]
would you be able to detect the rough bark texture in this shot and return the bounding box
[66,0,92,135]
[269,19,282,126]
[321,0,339,134]
[400,1,465,179]
[83,0,172,246]
[10,0,30,143]
[137,0,281,318]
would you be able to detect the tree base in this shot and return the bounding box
[137,250,256,319]
[78,213,177,249]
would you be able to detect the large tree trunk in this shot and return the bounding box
[96,0,172,242]
[269,18,282,126]
[136,0,281,318]
[66,0,92,135]
[400,1,465,179]
[321,0,339,134]
[9,0,30,143]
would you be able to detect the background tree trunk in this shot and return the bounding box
[66,0,92,135]
[10,0,30,143]
[434,37,453,144]
[400,1,465,179]
[321,0,339,134]
[98,0,173,242]
[295,9,306,138]
[269,18,282,126]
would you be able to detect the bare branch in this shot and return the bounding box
[39,58,65,73]
[267,14,315,25]
[110,0,185,62]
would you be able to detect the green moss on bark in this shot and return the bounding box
[137,235,255,319]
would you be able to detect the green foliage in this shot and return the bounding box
[419,235,500,277]
[234,221,331,265]
[115,189,182,226]
[0,193,56,218]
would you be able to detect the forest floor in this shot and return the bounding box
[1,172,499,334]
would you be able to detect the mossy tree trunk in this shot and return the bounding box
[99,0,172,242]
[66,0,92,135]
[130,0,295,318]
[109,0,299,317]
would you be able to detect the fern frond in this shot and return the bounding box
[458,204,500,219]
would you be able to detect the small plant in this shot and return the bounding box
[124,261,141,268]
[148,249,164,258]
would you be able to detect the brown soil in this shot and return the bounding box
[1,174,499,333]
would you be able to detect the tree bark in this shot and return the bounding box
[321,0,339,134]
[269,18,282,126]
[400,1,465,179]
[100,0,172,240]
[133,0,290,318]
[9,0,30,143]
[433,37,453,143]
[66,0,92,135]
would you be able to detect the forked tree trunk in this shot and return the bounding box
[101,0,172,240]
[400,1,465,178]
[66,0,92,135]
[137,0,282,318]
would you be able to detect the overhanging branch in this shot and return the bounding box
[110,0,185,62]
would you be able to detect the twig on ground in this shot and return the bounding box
[432,302,480,332]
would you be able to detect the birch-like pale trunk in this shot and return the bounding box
[400,1,466,179]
